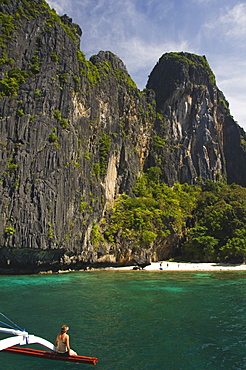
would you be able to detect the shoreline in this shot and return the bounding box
[107,261,246,272]
[2,261,246,275]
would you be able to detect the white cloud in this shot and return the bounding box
[220,3,246,38]
[121,38,189,72]
[191,0,214,3]
[205,3,246,40]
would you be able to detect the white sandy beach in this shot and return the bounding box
[112,261,246,272]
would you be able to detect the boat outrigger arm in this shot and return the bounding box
[0,327,56,352]
[0,326,98,365]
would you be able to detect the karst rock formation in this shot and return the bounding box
[0,0,246,272]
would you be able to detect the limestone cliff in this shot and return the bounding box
[0,0,154,271]
[0,1,245,272]
[146,52,246,185]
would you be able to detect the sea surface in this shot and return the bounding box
[0,270,246,369]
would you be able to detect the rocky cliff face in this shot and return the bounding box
[146,52,246,185]
[0,1,246,272]
[0,0,154,271]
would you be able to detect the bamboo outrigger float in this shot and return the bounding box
[0,313,98,365]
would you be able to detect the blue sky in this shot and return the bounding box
[46,0,246,130]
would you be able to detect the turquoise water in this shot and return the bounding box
[0,271,246,369]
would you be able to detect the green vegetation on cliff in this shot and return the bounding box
[184,181,246,262]
[103,168,198,248]
[0,0,81,96]
[103,175,246,263]
[166,52,216,85]
[0,68,28,96]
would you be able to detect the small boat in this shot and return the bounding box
[0,313,98,365]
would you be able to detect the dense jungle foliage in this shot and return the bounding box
[103,168,246,263]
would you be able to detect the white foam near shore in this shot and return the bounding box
[113,261,246,271]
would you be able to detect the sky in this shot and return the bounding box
[46,0,246,130]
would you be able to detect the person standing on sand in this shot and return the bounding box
[55,325,77,356]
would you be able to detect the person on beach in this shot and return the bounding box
[55,325,77,356]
